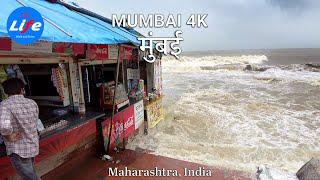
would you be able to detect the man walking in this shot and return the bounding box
[0,78,40,180]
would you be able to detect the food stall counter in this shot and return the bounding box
[40,111,105,140]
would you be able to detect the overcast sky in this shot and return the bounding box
[73,0,320,51]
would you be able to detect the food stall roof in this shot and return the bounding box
[0,0,141,45]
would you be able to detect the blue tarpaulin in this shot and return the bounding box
[0,0,140,45]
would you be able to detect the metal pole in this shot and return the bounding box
[121,54,126,150]
[106,45,121,154]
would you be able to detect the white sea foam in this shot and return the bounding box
[127,54,320,174]
[255,67,320,84]
[258,165,298,180]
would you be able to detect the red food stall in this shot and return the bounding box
[0,39,145,178]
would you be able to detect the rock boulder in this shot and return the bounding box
[296,158,320,180]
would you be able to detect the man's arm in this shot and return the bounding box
[0,104,22,142]
[0,105,13,136]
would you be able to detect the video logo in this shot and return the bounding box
[7,7,44,45]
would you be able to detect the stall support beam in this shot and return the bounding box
[107,45,123,153]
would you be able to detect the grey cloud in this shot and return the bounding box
[74,0,320,50]
[266,0,312,11]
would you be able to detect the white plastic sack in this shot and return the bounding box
[37,119,45,132]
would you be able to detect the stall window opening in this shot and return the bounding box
[0,63,73,132]
[80,63,129,112]
[81,64,117,108]
[19,64,71,107]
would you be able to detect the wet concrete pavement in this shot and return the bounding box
[43,148,253,180]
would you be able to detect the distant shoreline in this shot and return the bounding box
[182,48,320,55]
[180,48,320,65]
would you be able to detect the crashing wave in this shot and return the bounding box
[162,55,268,73]
[254,67,320,84]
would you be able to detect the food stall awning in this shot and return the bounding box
[0,0,140,45]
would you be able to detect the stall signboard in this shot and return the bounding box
[53,43,85,56]
[120,46,133,60]
[113,113,124,148]
[101,112,123,153]
[0,38,11,51]
[154,59,163,96]
[11,41,52,53]
[108,45,119,59]
[134,100,144,130]
[101,118,111,152]
[53,43,72,54]
[145,97,164,128]
[72,43,85,56]
[87,44,108,60]
[101,106,136,153]
[127,68,140,80]
[0,38,85,56]
[123,105,135,138]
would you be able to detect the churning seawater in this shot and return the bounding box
[127,54,320,174]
